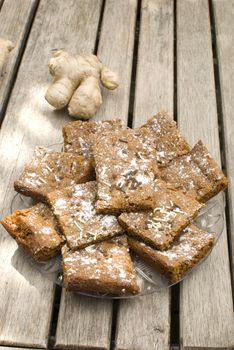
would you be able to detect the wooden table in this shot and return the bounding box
[0,0,233,349]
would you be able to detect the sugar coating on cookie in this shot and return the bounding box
[160,140,228,202]
[118,179,203,251]
[62,235,139,295]
[46,181,124,250]
[1,203,62,261]
[14,147,93,201]
[93,128,160,214]
[128,224,214,282]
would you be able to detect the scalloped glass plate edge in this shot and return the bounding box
[9,191,225,299]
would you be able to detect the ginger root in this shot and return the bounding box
[0,38,14,74]
[45,51,119,119]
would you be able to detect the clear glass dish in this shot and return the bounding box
[10,191,225,299]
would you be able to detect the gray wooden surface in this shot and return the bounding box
[0,0,38,120]
[177,1,234,348]
[0,348,36,350]
[56,293,112,350]
[0,0,233,349]
[55,0,138,349]
[0,0,101,347]
[133,0,174,118]
[96,0,138,124]
[0,0,59,347]
[213,0,234,281]
[115,1,173,349]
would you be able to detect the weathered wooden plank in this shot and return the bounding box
[133,0,174,117]
[0,0,102,348]
[0,348,36,350]
[56,293,112,350]
[115,1,173,349]
[0,0,39,121]
[213,0,234,282]
[55,1,138,349]
[177,1,234,349]
[95,0,138,123]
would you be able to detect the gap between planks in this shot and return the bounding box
[0,348,42,350]
[0,0,40,124]
[210,0,234,295]
[55,1,138,348]
[0,0,4,10]
[127,0,141,129]
[0,0,103,348]
[115,1,173,348]
[171,0,180,346]
[94,0,106,55]
[48,2,106,347]
[177,1,234,348]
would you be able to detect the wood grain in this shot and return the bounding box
[56,293,112,350]
[177,1,234,348]
[133,0,174,119]
[95,0,138,124]
[0,0,39,122]
[55,1,137,349]
[0,348,36,350]
[213,0,234,284]
[115,1,173,349]
[0,0,102,347]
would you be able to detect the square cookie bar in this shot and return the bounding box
[62,236,139,295]
[14,147,93,201]
[160,140,228,202]
[118,179,203,250]
[1,203,62,261]
[140,112,190,167]
[128,224,215,283]
[92,128,160,214]
[46,181,124,250]
[63,118,123,159]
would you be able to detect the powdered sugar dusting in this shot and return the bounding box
[48,182,124,249]
[63,119,123,156]
[119,179,202,249]
[140,113,190,166]
[62,237,138,293]
[134,224,214,265]
[93,128,160,211]
[15,146,92,196]
[5,203,62,260]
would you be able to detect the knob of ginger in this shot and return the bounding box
[45,51,119,119]
[0,38,14,74]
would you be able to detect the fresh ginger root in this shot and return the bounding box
[0,38,14,74]
[45,51,119,119]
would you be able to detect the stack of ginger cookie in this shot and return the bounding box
[1,113,228,295]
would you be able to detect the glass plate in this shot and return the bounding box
[10,191,225,299]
